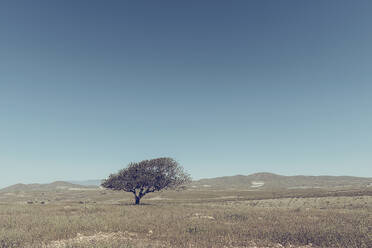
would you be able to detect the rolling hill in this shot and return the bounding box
[191,172,372,189]
[67,179,103,187]
[1,173,371,192]
[0,181,99,193]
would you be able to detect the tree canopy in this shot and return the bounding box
[101,157,191,204]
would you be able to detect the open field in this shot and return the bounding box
[0,187,371,248]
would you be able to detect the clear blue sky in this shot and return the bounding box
[1,1,371,188]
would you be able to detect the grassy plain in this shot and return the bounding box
[0,187,371,248]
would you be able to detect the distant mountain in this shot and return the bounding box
[67,179,103,186]
[2,173,371,192]
[191,172,372,189]
[0,181,98,192]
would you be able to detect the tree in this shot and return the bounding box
[101,157,191,205]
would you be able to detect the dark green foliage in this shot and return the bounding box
[102,157,191,204]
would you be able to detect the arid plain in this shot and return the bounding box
[0,173,371,248]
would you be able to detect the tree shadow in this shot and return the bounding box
[113,202,154,206]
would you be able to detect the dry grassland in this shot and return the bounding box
[0,188,371,248]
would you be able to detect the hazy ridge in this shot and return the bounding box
[1,172,371,192]
[192,172,372,189]
[0,181,98,192]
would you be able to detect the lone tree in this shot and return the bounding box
[101,157,191,205]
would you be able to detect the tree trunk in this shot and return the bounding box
[134,195,140,205]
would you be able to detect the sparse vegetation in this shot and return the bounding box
[0,186,371,248]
